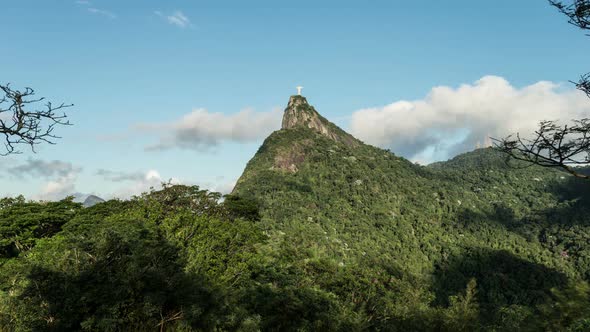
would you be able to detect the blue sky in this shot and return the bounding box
[1,0,590,200]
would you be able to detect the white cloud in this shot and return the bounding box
[109,169,180,199]
[96,169,145,182]
[1,159,233,201]
[87,7,116,19]
[350,76,590,163]
[36,172,78,201]
[214,180,236,195]
[0,158,83,201]
[102,169,235,199]
[155,10,191,28]
[75,0,90,5]
[139,107,282,151]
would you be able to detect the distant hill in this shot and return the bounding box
[233,94,590,328]
[82,195,105,208]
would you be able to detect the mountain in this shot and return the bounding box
[3,95,589,330]
[281,95,360,148]
[232,95,590,328]
[82,194,105,208]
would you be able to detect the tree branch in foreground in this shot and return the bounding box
[493,119,590,179]
[0,83,73,156]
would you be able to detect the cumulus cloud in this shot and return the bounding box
[36,173,78,201]
[97,168,177,198]
[6,159,82,179]
[0,159,83,201]
[100,167,236,198]
[350,76,590,163]
[108,169,181,199]
[138,107,282,151]
[194,176,237,195]
[96,169,145,182]
[213,179,236,195]
[155,10,191,28]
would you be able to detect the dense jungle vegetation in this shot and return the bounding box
[1,123,590,331]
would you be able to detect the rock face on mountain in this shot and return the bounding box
[281,95,360,148]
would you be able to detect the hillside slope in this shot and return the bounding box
[233,95,590,328]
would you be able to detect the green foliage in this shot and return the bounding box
[135,182,225,220]
[233,125,590,329]
[0,213,219,332]
[538,281,590,331]
[1,123,590,330]
[223,194,261,221]
[0,196,81,261]
[441,278,479,331]
[162,211,264,288]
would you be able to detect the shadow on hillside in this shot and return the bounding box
[432,248,568,323]
[455,205,537,244]
[4,237,218,331]
[455,175,590,240]
[547,175,590,200]
[544,175,590,224]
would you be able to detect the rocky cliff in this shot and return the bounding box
[281,95,360,148]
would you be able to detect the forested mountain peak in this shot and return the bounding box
[230,94,590,329]
[281,95,360,147]
[3,100,590,330]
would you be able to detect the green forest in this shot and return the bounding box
[2,112,590,330]
[2,0,590,330]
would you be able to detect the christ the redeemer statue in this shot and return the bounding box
[296,86,303,95]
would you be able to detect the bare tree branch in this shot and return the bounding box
[493,119,590,179]
[0,83,73,156]
[549,0,590,31]
[493,2,590,179]
[572,73,590,98]
[549,1,590,95]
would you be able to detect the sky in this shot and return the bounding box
[1,0,590,200]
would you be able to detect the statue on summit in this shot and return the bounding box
[296,86,303,95]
